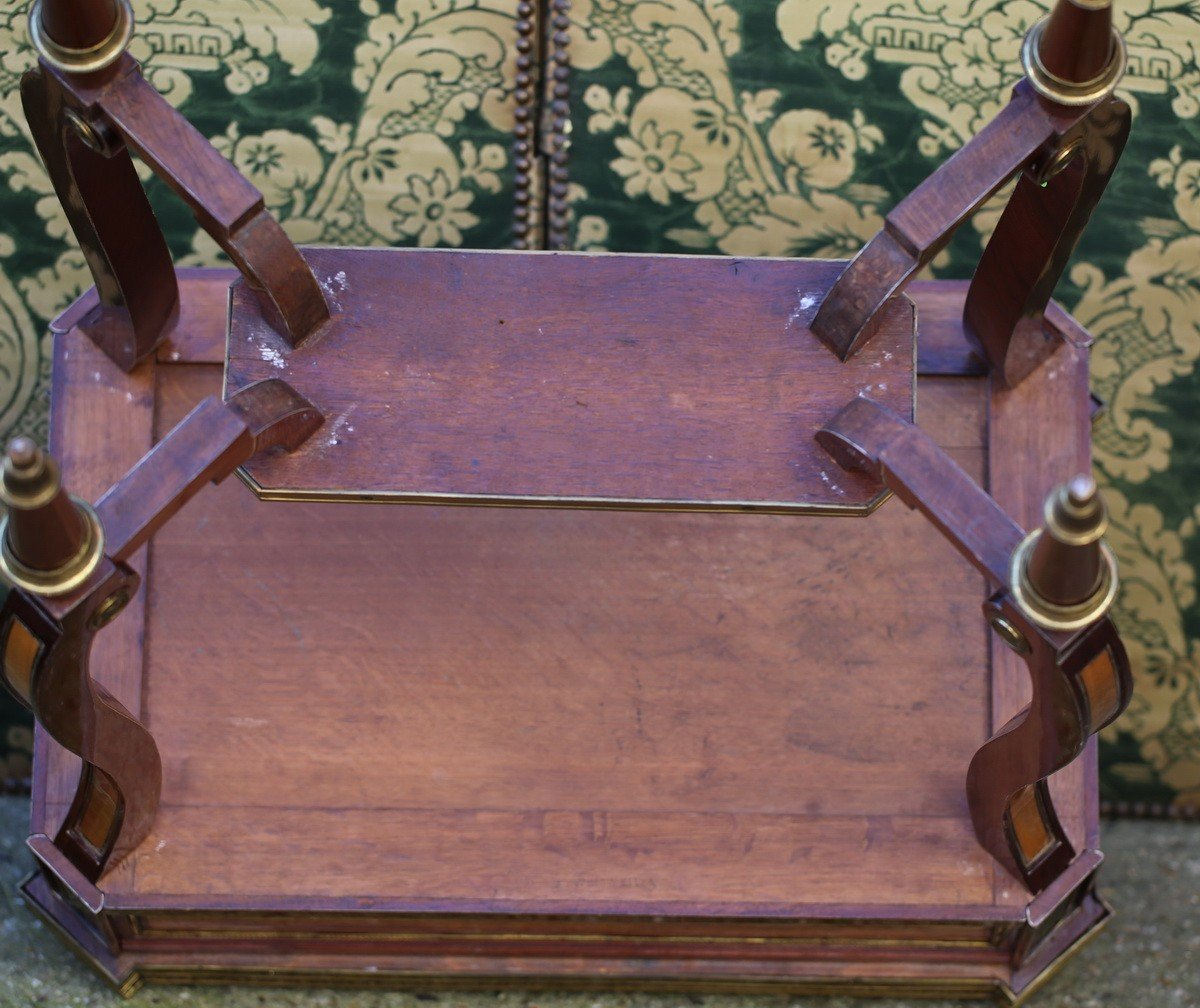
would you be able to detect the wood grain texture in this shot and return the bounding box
[78,359,986,910]
[155,267,238,365]
[226,249,915,512]
[987,315,1093,908]
[37,324,155,836]
[29,273,1108,998]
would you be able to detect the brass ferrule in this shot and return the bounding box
[28,0,134,75]
[1008,476,1119,632]
[1021,17,1127,107]
[1010,531,1119,632]
[0,439,105,597]
[0,440,60,510]
[0,497,104,597]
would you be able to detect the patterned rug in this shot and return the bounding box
[0,0,1195,816]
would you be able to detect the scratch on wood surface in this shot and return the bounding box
[230,717,268,729]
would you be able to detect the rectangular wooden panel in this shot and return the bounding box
[98,363,991,911]
[27,273,1110,1001]
[226,249,915,512]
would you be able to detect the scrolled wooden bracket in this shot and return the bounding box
[20,0,330,371]
[20,63,178,373]
[816,396,1132,894]
[811,0,1130,389]
[0,380,322,883]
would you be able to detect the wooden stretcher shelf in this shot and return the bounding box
[225,250,915,513]
[27,271,1107,1003]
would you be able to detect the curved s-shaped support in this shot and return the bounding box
[816,396,1131,893]
[21,0,330,370]
[21,65,178,371]
[0,381,322,882]
[964,98,1131,387]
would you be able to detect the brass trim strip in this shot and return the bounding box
[233,467,894,516]
[17,873,143,998]
[132,964,1005,1002]
[1008,897,1112,1007]
[123,924,995,949]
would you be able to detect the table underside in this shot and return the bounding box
[31,271,1101,999]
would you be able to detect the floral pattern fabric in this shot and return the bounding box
[0,0,1196,814]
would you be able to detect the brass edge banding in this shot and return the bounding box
[28,0,134,75]
[113,923,994,948]
[0,498,104,597]
[234,465,894,517]
[1020,21,1127,107]
[129,964,1003,1000]
[1007,897,1111,1007]
[17,873,143,998]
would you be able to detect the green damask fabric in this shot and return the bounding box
[0,0,1196,815]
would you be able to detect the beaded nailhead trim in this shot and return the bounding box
[1101,799,1199,821]
[511,2,539,250]
[544,0,571,250]
[510,0,571,249]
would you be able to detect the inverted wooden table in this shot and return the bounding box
[24,263,1105,1003]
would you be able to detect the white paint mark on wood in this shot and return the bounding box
[788,290,820,327]
[320,270,350,312]
[325,405,358,448]
[230,717,268,729]
[818,469,846,496]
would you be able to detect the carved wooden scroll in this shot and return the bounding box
[0,381,322,881]
[811,1,1130,389]
[817,396,1131,893]
[21,0,329,370]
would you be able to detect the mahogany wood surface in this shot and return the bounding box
[30,273,1103,998]
[226,250,915,512]
[987,318,1097,908]
[62,360,981,908]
